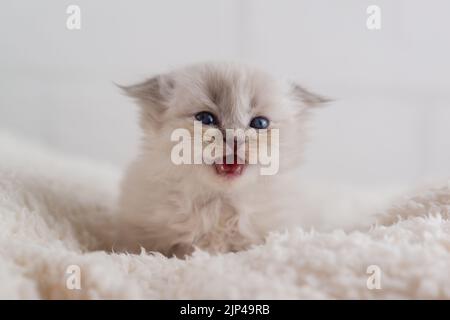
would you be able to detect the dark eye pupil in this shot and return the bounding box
[195,111,216,125]
[250,116,269,129]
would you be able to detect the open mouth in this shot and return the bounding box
[214,155,246,178]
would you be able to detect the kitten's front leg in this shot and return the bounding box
[168,242,195,258]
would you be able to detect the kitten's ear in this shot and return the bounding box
[117,75,175,123]
[291,83,331,107]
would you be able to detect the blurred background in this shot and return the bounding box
[1,0,449,189]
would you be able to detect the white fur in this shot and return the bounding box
[1,132,450,299]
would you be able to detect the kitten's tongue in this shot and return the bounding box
[214,155,245,177]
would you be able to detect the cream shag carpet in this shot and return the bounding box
[0,132,449,299]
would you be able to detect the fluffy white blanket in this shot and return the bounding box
[1,132,449,299]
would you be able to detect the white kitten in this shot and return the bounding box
[116,62,327,257]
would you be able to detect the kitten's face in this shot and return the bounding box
[123,63,325,189]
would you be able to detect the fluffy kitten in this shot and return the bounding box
[116,62,327,257]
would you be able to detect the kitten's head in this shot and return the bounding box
[121,62,327,189]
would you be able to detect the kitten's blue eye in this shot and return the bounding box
[250,116,270,129]
[195,111,217,126]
